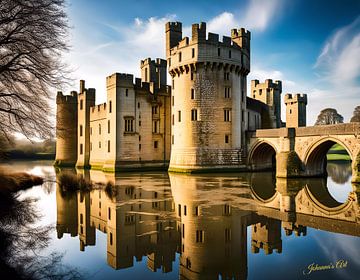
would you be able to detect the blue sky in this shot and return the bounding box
[65,0,360,124]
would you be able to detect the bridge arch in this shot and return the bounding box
[248,140,277,171]
[304,137,352,177]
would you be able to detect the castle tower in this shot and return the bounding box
[140,58,167,88]
[56,170,78,239]
[251,79,282,128]
[166,22,182,58]
[102,73,135,171]
[284,93,307,127]
[55,91,78,166]
[169,173,249,279]
[166,21,251,172]
[76,80,95,168]
[251,218,282,255]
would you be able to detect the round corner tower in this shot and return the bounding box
[166,21,251,172]
[55,91,78,166]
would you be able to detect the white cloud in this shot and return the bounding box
[242,0,283,31]
[314,16,360,86]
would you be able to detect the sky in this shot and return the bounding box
[64,0,360,125]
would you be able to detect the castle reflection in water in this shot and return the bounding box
[56,165,360,279]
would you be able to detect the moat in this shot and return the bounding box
[1,160,359,280]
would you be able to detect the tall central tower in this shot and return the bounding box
[166,22,251,172]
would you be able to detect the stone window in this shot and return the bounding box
[218,47,221,56]
[125,88,128,97]
[224,109,231,122]
[178,111,181,122]
[80,125,83,137]
[194,206,199,216]
[145,68,148,81]
[124,118,134,132]
[108,120,110,133]
[108,208,111,220]
[196,230,204,243]
[99,124,101,135]
[178,204,181,216]
[80,144,83,155]
[191,88,195,99]
[192,48,195,58]
[290,109,292,114]
[179,52,182,62]
[182,224,185,238]
[109,101,112,113]
[139,144,141,150]
[172,135,174,145]
[242,90,245,101]
[225,228,231,242]
[191,109,198,121]
[224,87,231,98]
[108,140,110,152]
[99,141,101,149]
[184,205,187,216]
[152,106,158,114]
[80,99,83,110]
[186,258,191,269]
[172,79,174,89]
[172,114,174,125]
[110,233,113,246]
[259,89,262,95]
[229,50,231,58]
[139,120,141,127]
[225,134,229,143]
[90,142,92,151]
[154,141,158,149]
[137,102,140,108]
[191,71,194,80]
[224,72,230,81]
[152,120,159,133]
[172,95,174,106]
[224,204,231,215]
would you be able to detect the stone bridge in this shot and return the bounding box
[247,123,360,182]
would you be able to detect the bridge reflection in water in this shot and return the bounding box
[55,164,360,279]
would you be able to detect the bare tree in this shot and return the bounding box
[314,108,344,125]
[0,0,69,141]
[350,106,360,122]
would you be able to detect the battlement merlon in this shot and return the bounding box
[192,22,207,42]
[284,93,307,105]
[231,28,251,52]
[56,91,78,104]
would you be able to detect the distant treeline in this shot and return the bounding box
[0,138,55,161]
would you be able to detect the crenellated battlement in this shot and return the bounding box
[106,73,134,88]
[56,91,77,104]
[90,103,107,113]
[165,21,182,32]
[284,93,307,104]
[140,57,167,67]
[252,79,282,91]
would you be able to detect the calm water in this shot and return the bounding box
[1,160,359,279]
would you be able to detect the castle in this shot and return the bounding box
[55,21,307,172]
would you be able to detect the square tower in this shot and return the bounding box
[284,93,307,127]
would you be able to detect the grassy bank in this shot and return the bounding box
[327,144,351,161]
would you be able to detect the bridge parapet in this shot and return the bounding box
[295,123,360,137]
